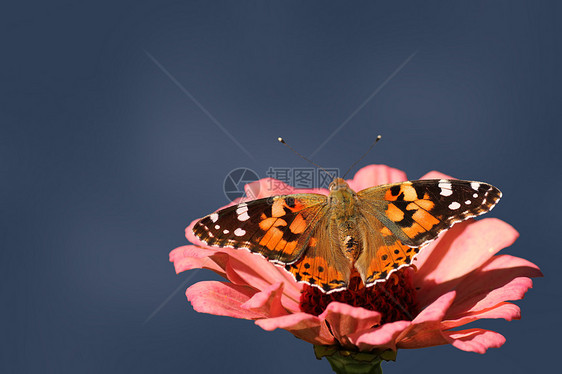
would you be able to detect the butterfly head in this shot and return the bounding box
[329,178,356,207]
[329,177,351,191]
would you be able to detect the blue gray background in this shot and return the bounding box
[2,1,559,373]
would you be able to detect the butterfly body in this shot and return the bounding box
[193,177,501,293]
[326,178,362,260]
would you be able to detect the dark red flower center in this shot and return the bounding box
[299,268,418,324]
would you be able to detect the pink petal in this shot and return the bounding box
[444,328,506,353]
[180,224,303,311]
[397,328,449,349]
[319,302,382,347]
[442,302,521,330]
[222,250,294,287]
[244,178,295,198]
[255,313,335,345]
[244,178,329,198]
[169,245,228,277]
[419,170,454,180]
[240,282,288,318]
[397,291,456,349]
[414,218,519,308]
[446,254,542,318]
[348,321,412,351]
[414,291,456,323]
[173,243,302,313]
[347,165,407,191]
[186,281,263,319]
[222,253,303,311]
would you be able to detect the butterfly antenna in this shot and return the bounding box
[278,137,336,179]
[342,135,382,178]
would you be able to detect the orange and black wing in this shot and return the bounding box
[284,216,351,293]
[354,213,420,287]
[192,194,327,264]
[357,179,501,248]
[355,179,501,285]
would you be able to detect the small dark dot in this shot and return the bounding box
[317,266,324,272]
[308,278,316,284]
[381,254,388,261]
[390,185,401,196]
[394,249,400,254]
[285,197,296,208]
[303,263,311,269]
[295,273,302,281]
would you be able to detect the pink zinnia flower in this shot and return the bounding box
[170,165,541,370]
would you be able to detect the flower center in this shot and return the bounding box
[299,268,418,324]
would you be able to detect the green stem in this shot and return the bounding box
[314,345,396,374]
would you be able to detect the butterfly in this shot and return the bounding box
[192,177,501,293]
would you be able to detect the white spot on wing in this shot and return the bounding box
[234,228,246,236]
[210,213,219,223]
[440,189,453,197]
[238,212,250,221]
[471,182,480,191]
[465,200,471,205]
[473,193,478,198]
[223,229,229,234]
[215,224,220,230]
[438,180,453,196]
[236,203,248,215]
[449,201,461,210]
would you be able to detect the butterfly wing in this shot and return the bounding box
[354,211,420,286]
[357,179,502,247]
[192,194,328,264]
[354,179,501,284]
[284,214,351,293]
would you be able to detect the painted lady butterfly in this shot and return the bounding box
[193,177,501,293]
